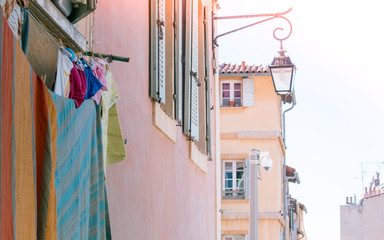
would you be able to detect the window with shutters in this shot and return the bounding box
[150,0,174,113]
[149,0,182,141]
[220,78,254,107]
[222,160,245,199]
[150,0,213,160]
[183,0,200,141]
[183,0,212,153]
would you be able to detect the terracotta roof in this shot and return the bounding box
[286,165,296,177]
[218,61,270,75]
[286,165,300,184]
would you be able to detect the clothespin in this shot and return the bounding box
[107,55,113,63]
[90,51,96,61]
[58,38,64,47]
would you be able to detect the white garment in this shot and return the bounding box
[54,48,73,97]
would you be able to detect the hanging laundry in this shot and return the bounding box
[81,57,103,100]
[54,47,72,98]
[0,10,111,239]
[90,57,109,104]
[50,93,111,240]
[1,11,47,239]
[101,67,127,171]
[68,61,87,108]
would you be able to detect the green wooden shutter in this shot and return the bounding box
[150,0,166,103]
[174,0,183,122]
[183,0,199,141]
[204,6,212,156]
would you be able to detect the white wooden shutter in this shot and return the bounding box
[204,6,211,155]
[245,158,250,199]
[150,0,166,103]
[242,78,254,107]
[183,0,199,141]
[174,0,183,122]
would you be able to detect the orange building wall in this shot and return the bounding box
[219,74,285,239]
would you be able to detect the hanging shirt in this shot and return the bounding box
[68,62,87,108]
[101,67,126,173]
[81,58,103,100]
[54,48,73,98]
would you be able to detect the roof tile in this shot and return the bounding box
[219,62,270,74]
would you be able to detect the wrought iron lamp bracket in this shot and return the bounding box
[213,7,293,47]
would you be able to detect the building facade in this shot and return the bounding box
[341,173,384,240]
[218,62,285,240]
[0,0,220,239]
[218,62,306,240]
[286,166,307,240]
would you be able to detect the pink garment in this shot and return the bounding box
[69,62,87,108]
[91,59,109,104]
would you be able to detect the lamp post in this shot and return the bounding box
[249,149,273,240]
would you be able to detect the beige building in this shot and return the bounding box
[341,173,384,240]
[218,62,306,240]
[219,62,286,240]
[286,166,307,240]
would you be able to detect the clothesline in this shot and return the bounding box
[83,51,130,63]
[27,8,130,63]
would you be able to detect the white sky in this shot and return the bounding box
[217,0,384,239]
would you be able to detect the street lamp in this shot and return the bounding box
[269,49,296,95]
[213,7,297,100]
[249,149,273,240]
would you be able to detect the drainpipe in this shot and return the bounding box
[282,99,295,240]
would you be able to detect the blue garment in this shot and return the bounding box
[81,58,103,99]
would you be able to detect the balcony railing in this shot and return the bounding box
[222,190,245,200]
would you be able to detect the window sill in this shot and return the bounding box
[29,0,87,51]
[153,102,176,143]
[189,141,208,173]
[221,199,249,204]
[220,106,246,111]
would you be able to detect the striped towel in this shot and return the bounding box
[50,94,111,240]
[0,11,38,239]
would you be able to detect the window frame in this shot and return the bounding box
[222,160,245,199]
[220,80,242,107]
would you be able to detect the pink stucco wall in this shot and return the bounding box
[93,1,216,239]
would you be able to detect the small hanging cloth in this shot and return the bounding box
[81,58,103,100]
[54,47,73,98]
[68,62,87,108]
[90,58,108,104]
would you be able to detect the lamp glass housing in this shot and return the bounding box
[270,65,296,94]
